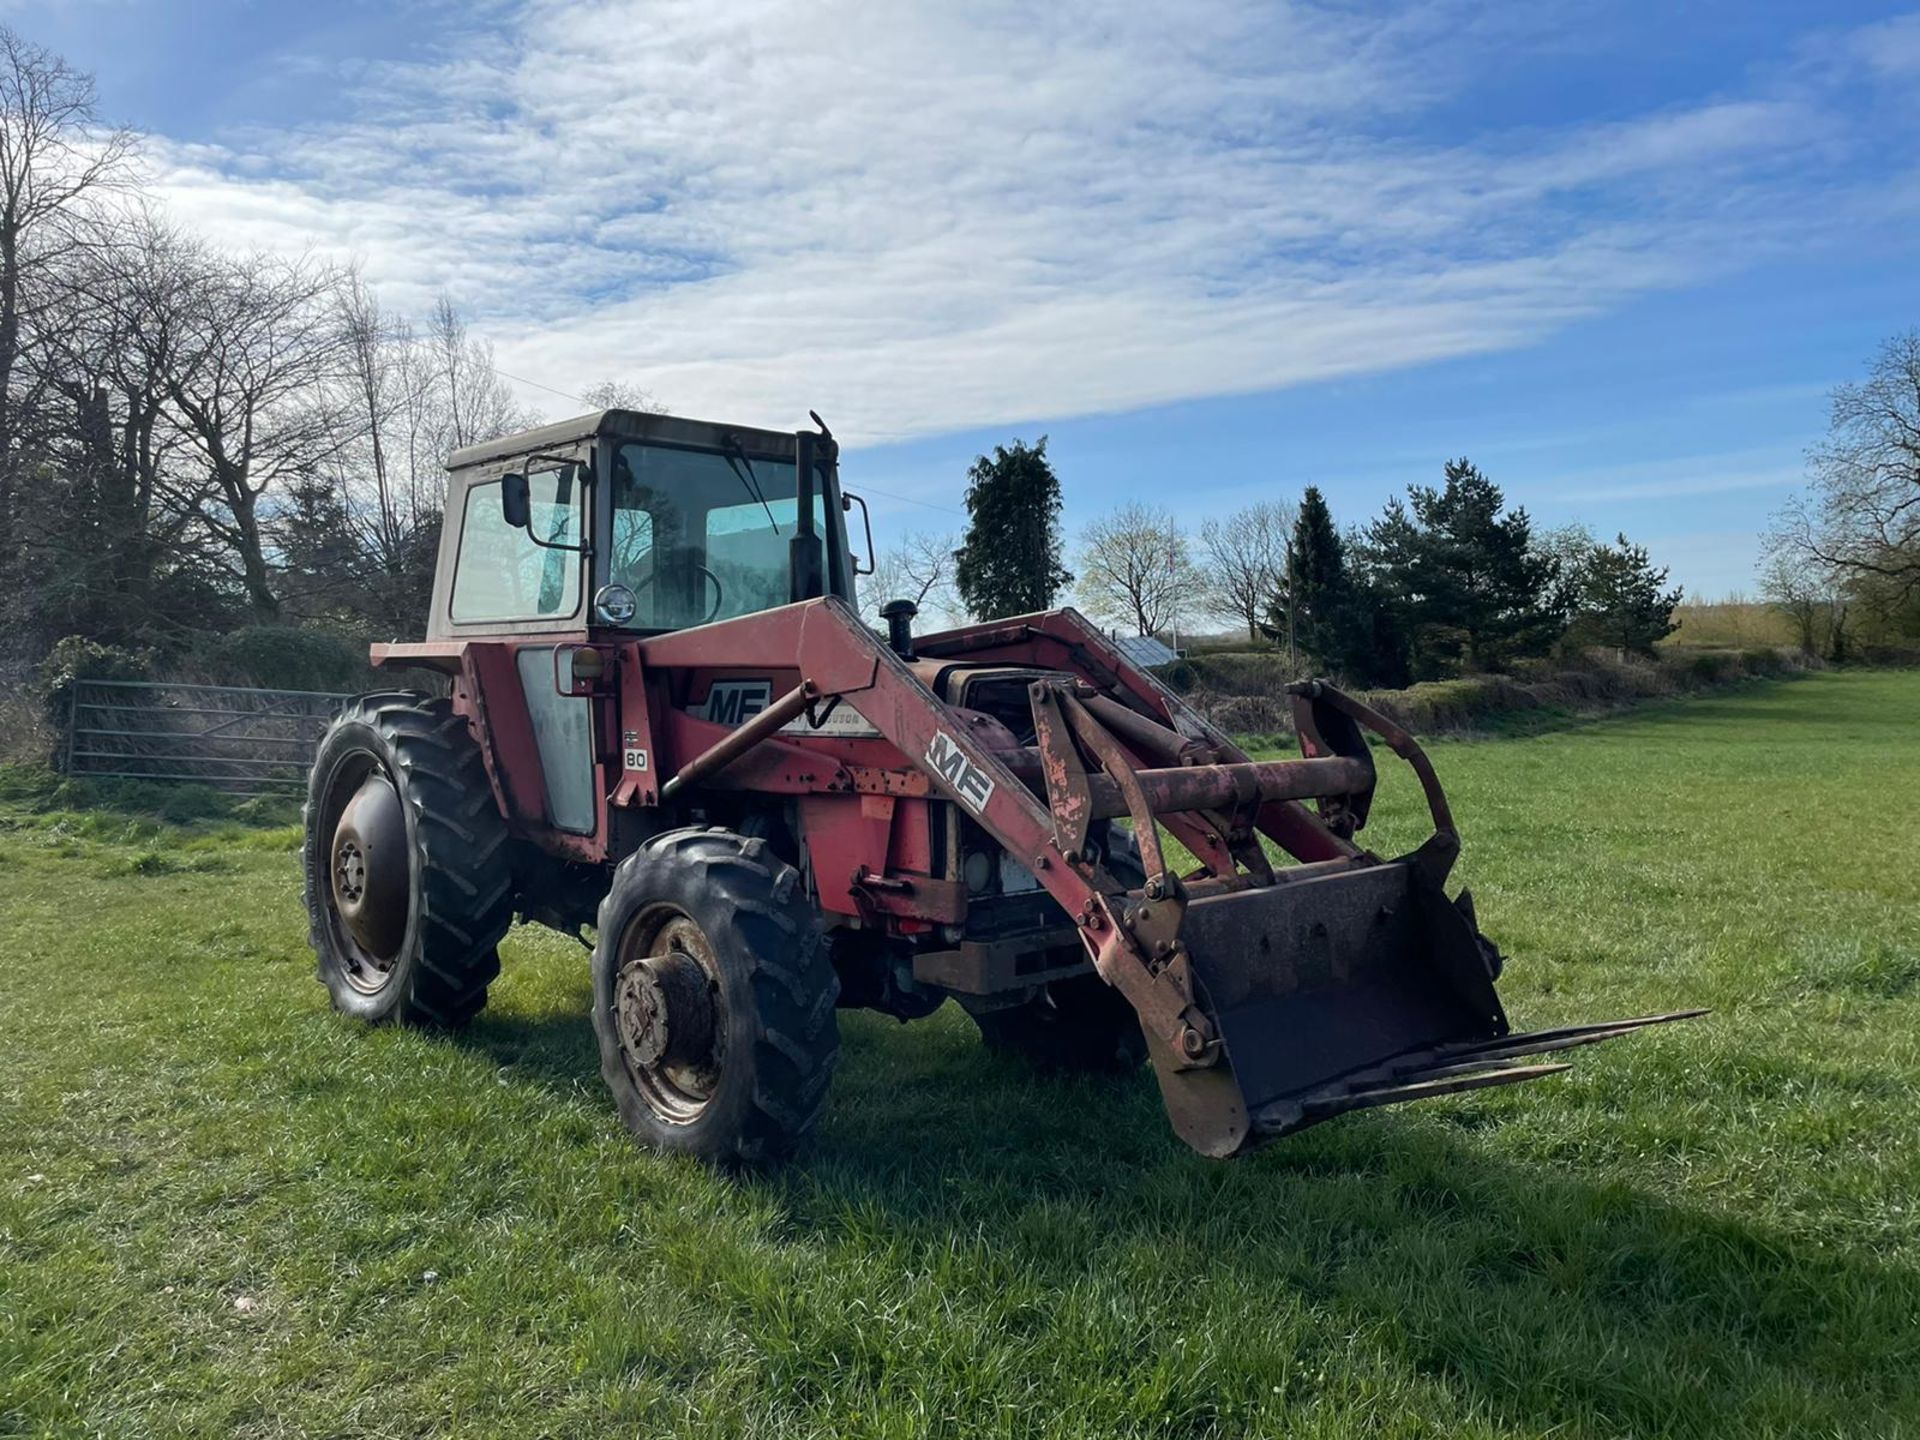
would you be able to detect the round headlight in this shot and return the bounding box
[962,849,994,895]
[593,583,638,625]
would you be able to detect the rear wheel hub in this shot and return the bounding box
[330,771,409,967]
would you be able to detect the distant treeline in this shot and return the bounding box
[875,330,1920,683]
[879,443,1687,689]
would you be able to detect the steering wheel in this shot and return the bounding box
[629,564,725,625]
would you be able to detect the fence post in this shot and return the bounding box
[62,682,80,777]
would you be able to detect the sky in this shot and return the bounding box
[15,0,1920,603]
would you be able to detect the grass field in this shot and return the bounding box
[3,671,1918,1438]
[1663,600,1798,649]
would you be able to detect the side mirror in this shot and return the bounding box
[843,491,876,575]
[500,472,530,530]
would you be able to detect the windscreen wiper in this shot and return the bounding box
[721,435,781,535]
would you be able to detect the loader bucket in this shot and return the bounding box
[1145,857,1699,1156]
[1019,674,1702,1159]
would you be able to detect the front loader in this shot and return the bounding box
[303,407,1695,1163]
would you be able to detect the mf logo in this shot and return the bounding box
[696,679,772,726]
[926,730,996,815]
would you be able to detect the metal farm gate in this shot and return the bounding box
[64,680,349,794]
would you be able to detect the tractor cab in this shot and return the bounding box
[425,409,867,641]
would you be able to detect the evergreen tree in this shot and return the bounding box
[954,437,1072,619]
[1336,579,1415,689]
[274,476,364,624]
[1261,485,1348,667]
[1344,503,1423,686]
[1376,458,1563,674]
[1575,533,1682,657]
[364,512,444,640]
[1289,485,1347,662]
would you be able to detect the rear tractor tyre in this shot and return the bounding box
[591,828,840,1165]
[970,823,1149,1075]
[303,692,514,1028]
[970,973,1148,1075]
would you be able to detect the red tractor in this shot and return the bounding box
[303,408,1692,1163]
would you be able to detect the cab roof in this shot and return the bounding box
[446,409,806,472]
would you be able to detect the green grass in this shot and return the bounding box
[3,671,1918,1438]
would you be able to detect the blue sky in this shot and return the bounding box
[17,0,1920,603]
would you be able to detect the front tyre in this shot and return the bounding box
[302,692,514,1027]
[591,828,839,1165]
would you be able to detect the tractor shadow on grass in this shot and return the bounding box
[457,1004,1917,1438]
[457,979,604,1094]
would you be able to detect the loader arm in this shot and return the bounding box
[640,598,1220,1058]
[636,597,1700,1157]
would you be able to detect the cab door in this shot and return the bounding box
[443,451,600,838]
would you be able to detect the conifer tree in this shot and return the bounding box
[1374,458,1562,673]
[1576,533,1682,657]
[954,437,1072,620]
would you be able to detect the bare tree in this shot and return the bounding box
[17,215,540,646]
[405,298,530,502]
[288,286,535,631]
[1767,331,1920,626]
[425,295,530,451]
[863,530,961,627]
[0,25,135,554]
[1197,501,1293,641]
[1076,502,1196,637]
[150,238,355,617]
[1756,549,1830,658]
[26,207,189,625]
[0,21,564,659]
[336,275,405,567]
[580,377,663,413]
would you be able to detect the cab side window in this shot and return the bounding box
[450,469,584,622]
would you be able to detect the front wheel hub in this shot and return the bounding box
[616,947,715,1071]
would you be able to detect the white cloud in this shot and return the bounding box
[1845,12,1920,78]
[1546,465,1804,505]
[132,1,1915,445]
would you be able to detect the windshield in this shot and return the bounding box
[607,441,830,629]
